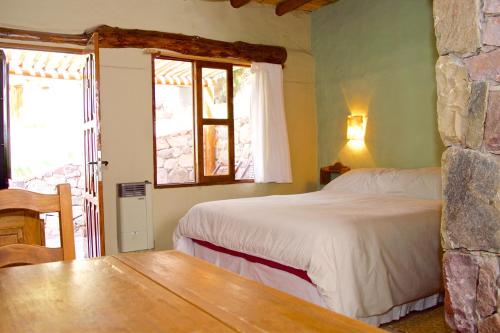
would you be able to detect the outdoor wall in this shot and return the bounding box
[312,0,443,169]
[0,0,317,253]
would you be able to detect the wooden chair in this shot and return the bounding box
[0,183,75,268]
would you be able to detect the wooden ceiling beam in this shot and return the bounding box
[87,25,287,64]
[0,26,287,65]
[275,0,314,16]
[230,0,252,8]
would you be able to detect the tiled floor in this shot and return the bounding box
[382,306,452,333]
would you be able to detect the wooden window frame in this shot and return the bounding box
[152,55,253,189]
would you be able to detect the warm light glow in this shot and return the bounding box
[340,139,375,166]
[346,139,365,151]
[347,115,367,141]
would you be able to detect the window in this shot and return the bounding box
[153,57,253,187]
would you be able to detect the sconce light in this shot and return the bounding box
[347,115,367,141]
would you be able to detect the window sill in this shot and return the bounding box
[154,179,254,189]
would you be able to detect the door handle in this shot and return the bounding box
[88,161,109,166]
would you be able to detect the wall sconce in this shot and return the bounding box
[347,115,367,141]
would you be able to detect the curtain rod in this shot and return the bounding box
[144,48,252,66]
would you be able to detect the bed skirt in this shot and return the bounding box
[189,240,443,326]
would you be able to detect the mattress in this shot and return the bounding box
[193,239,312,282]
[192,240,442,326]
[174,168,443,321]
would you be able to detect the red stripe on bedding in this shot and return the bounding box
[192,239,313,283]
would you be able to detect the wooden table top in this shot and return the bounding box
[0,250,384,332]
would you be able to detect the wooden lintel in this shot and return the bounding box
[87,25,287,64]
[230,0,252,8]
[0,25,287,65]
[276,0,314,16]
[0,27,87,46]
[145,49,251,66]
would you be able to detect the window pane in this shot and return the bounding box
[233,66,253,180]
[154,59,195,185]
[202,68,227,119]
[203,125,229,176]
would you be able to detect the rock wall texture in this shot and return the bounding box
[155,118,252,185]
[433,1,500,332]
[11,163,85,206]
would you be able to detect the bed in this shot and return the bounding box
[173,168,443,325]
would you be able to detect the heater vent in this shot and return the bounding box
[117,181,154,252]
[118,182,146,197]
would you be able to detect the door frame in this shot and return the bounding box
[0,49,10,190]
[0,41,83,55]
[0,40,106,256]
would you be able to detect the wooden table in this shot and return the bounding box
[0,250,384,332]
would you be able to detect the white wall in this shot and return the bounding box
[0,0,317,253]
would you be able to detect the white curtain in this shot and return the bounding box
[250,63,292,183]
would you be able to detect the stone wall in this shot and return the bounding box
[156,118,252,184]
[11,164,86,239]
[234,116,253,179]
[433,1,500,332]
[15,163,85,206]
[156,130,195,184]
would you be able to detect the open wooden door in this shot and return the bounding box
[82,33,105,257]
[0,50,10,190]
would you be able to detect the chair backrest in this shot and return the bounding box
[0,183,75,268]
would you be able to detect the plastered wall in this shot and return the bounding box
[312,0,443,169]
[0,0,317,253]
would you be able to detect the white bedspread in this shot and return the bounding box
[174,189,442,319]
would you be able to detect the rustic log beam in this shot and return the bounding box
[0,25,287,65]
[0,27,88,45]
[275,0,314,16]
[230,0,252,8]
[87,25,287,64]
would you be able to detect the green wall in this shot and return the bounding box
[312,0,443,170]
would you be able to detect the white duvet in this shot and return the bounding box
[174,168,442,319]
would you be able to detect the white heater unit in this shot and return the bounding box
[117,181,154,252]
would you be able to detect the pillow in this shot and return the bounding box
[322,167,442,200]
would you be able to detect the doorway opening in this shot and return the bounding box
[1,47,88,258]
